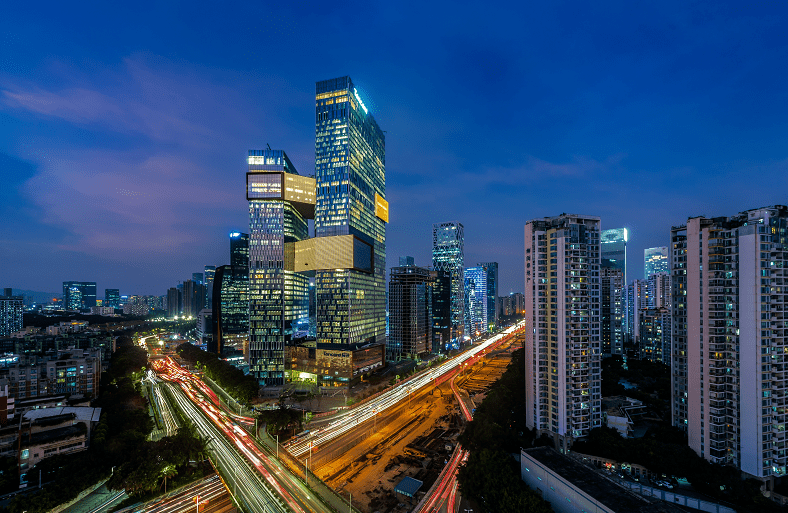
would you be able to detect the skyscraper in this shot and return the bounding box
[601,228,627,272]
[463,266,487,338]
[433,222,464,343]
[313,76,387,371]
[670,225,688,431]
[212,233,249,357]
[166,287,181,318]
[388,262,431,361]
[601,228,627,345]
[430,269,451,352]
[644,246,669,277]
[524,214,602,450]
[62,282,97,309]
[477,262,499,332]
[626,279,649,343]
[204,265,216,308]
[672,206,788,479]
[247,148,312,386]
[192,272,204,285]
[104,289,120,309]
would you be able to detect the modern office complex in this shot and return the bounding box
[62,282,97,310]
[166,287,181,318]
[463,266,488,339]
[600,266,624,356]
[387,261,432,361]
[247,149,311,386]
[477,262,499,331]
[104,289,120,309]
[433,222,464,343]
[430,269,452,352]
[0,291,23,337]
[212,233,249,357]
[644,246,669,277]
[671,205,788,480]
[183,279,206,318]
[524,214,602,450]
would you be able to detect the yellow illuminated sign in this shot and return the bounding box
[375,193,389,223]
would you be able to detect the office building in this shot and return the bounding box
[247,149,311,386]
[62,282,97,310]
[524,214,602,450]
[312,76,387,378]
[477,262,499,331]
[104,289,120,309]
[433,222,464,343]
[601,228,627,272]
[644,246,669,278]
[672,205,788,479]
[183,280,206,318]
[192,272,203,285]
[387,261,432,360]
[0,292,23,338]
[204,265,216,308]
[429,269,451,352]
[600,266,624,356]
[212,233,249,357]
[463,266,488,338]
[638,308,670,364]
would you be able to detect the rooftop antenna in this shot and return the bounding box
[266,143,272,150]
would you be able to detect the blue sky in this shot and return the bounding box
[2,1,787,295]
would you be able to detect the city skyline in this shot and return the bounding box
[3,4,788,296]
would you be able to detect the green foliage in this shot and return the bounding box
[601,356,671,416]
[177,343,259,404]
[0,457,19,495]
[258,405,303,436]
[458,449,552,513]
[573,427,781,513]
[457,348,552,512]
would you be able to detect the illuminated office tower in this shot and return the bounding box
[212,233,249,357]
[477,262,499,331]
[672,206,788,479]
[192,272,204,285]
[644,246,669,277]
[600,266,624,356]
[463,266,487,338]
[524,214,602,450]
[601,228,627,342]
[313,76,387,369]
[62,281,97,309]
[104,289,120,309]
[247,149,312,386]
[433,222,464,342]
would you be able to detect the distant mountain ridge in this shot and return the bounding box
[7,289,62,305]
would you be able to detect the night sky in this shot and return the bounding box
[2,2,788,296]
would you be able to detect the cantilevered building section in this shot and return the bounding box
[524,214,602,451]
[433,222,464,343]
[673,206,788,479]
[313,76,387,379]
[247,149,312,386]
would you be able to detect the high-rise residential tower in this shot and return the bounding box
[0,290,22,337]
[313,76,387,361]
[62,282,97,309]
[601,228,627,344]
[524,214,602,451]
[670,225,688,430]
[644,246,669,277]
[433,222,464,342]
[477,262,499,332]
[672,206,788,480]
[247,149,312,386]
[600,266,624,356]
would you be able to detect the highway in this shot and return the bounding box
[287,320,526,459]
[154,358,333,513]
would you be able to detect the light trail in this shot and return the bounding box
[288,320,526,458]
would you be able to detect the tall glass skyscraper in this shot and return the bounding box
[62,282,97,309]
[644,246,669,277]
[313,76,387,355]
[211,233,249,357]
[463,266,487,338]
[247,149,312,386]
[433,222,464,342]
[104,289,120,308]
[477,262,498,332]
